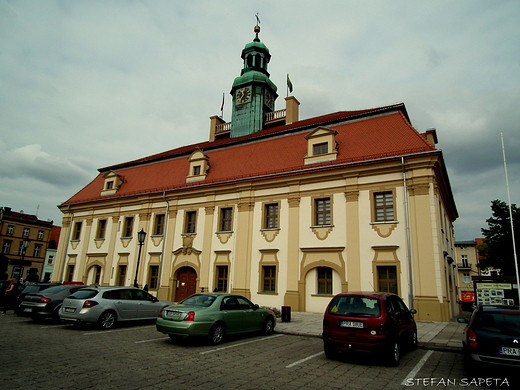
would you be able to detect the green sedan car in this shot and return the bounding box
[156,293,276,344]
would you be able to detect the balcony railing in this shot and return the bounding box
[214,109,287,135]
[457,263,473,270]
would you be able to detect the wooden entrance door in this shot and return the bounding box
[174,267,197,302]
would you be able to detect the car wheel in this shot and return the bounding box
[387,341,400,366]
[208,323,225,345]
[262,317,275,335]
[323,342,338,359]
[98,311,117,330]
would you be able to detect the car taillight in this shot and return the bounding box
[39,297,51,304]
[323,319,329,330]
[185,311,195,321]
[82,300,98,308]
[466,328,477,349]
[158,308,164,317]
[378,323,389,335]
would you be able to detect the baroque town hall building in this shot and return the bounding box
[54,26,459,321]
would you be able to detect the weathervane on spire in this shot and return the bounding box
[254,12,261,41]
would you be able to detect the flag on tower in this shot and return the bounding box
[287,74,293,95]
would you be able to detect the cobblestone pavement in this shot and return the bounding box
[0,313,514,390]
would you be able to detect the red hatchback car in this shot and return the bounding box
[322,292,417,366]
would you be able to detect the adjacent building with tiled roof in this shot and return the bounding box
[54,25,459,321]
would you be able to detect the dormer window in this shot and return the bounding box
[313,142,328,155]
[304,127,338,165]
[186,149,210,183]
[101,171,123,196]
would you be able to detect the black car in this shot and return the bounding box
[462,305,520,375]
[15,283,62,316]
[20,284,87,321]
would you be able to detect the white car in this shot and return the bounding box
[60,286,171,329]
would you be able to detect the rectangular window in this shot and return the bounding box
[66,265,75,282]
[313,142,328,155]
[123,217,134,238]
[193,165,201,176]
[2,240,11,254]
[463,273,471,284]
[154,214,165,236]
[48,255,54,265]
[219,208,233,232]
[264,203,279,229]
[23,228,29,237]
[18,241,29,256]
[116,265,127,286]
[216,266,228,292]
[262,266,277,293]
[461,255,469,268]
[33,245,42,257]
[73,222,82,240]
[96,220,107,239]
[37,230,44,239]
[377,266,398,295]
[314,198,331,226]
[7,225,14,235]
[184,211,197,234]
[374,192,395,222]
[148,265,159,290]
[317,267,333,295]
[106,181,114,190]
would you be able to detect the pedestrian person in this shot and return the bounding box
[3,278,18,314]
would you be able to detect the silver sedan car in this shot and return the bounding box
[59,286,171,329]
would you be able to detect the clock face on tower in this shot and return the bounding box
[236,87,251,104]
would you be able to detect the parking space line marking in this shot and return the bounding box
[83,325,155,335]
[41,324,69,329]
[401,350,433,385]
[135,337,170,343]
[200,334,284,355]
[285,351,324,368]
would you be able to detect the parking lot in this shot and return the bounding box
[0,314,512,389]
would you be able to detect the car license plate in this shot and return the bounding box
[165,310,181,319]
[24,308,32,313]
[340,320,364,329]
[64,307,75,313]
[499,347,520,356]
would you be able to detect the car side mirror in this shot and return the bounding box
[410,309,417,315]
[253,304,259,310]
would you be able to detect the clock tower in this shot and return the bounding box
[230,24,278,138]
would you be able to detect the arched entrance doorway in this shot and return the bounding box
[174,266,197,302]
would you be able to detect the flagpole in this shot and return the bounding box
[501,132,520,304]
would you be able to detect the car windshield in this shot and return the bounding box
[328,296,381,317]
[475,311,520,335]
[68,289,98,299]
[181,294,216,307]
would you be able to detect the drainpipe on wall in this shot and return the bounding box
[157,192,169,293]
[402,157,414,308]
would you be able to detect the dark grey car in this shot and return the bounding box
[20,284,87,321]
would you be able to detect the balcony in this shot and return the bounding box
[457,262,473,270]
[214,109,287,136]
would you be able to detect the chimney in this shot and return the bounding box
[285,96,300,125]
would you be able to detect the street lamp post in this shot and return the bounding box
[18,239,31,280]
[133,229,147,288]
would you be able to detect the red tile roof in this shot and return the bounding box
[61,104,437,207]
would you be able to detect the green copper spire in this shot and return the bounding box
[230,21,278,138]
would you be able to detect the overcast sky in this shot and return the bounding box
[1,0,519,241]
